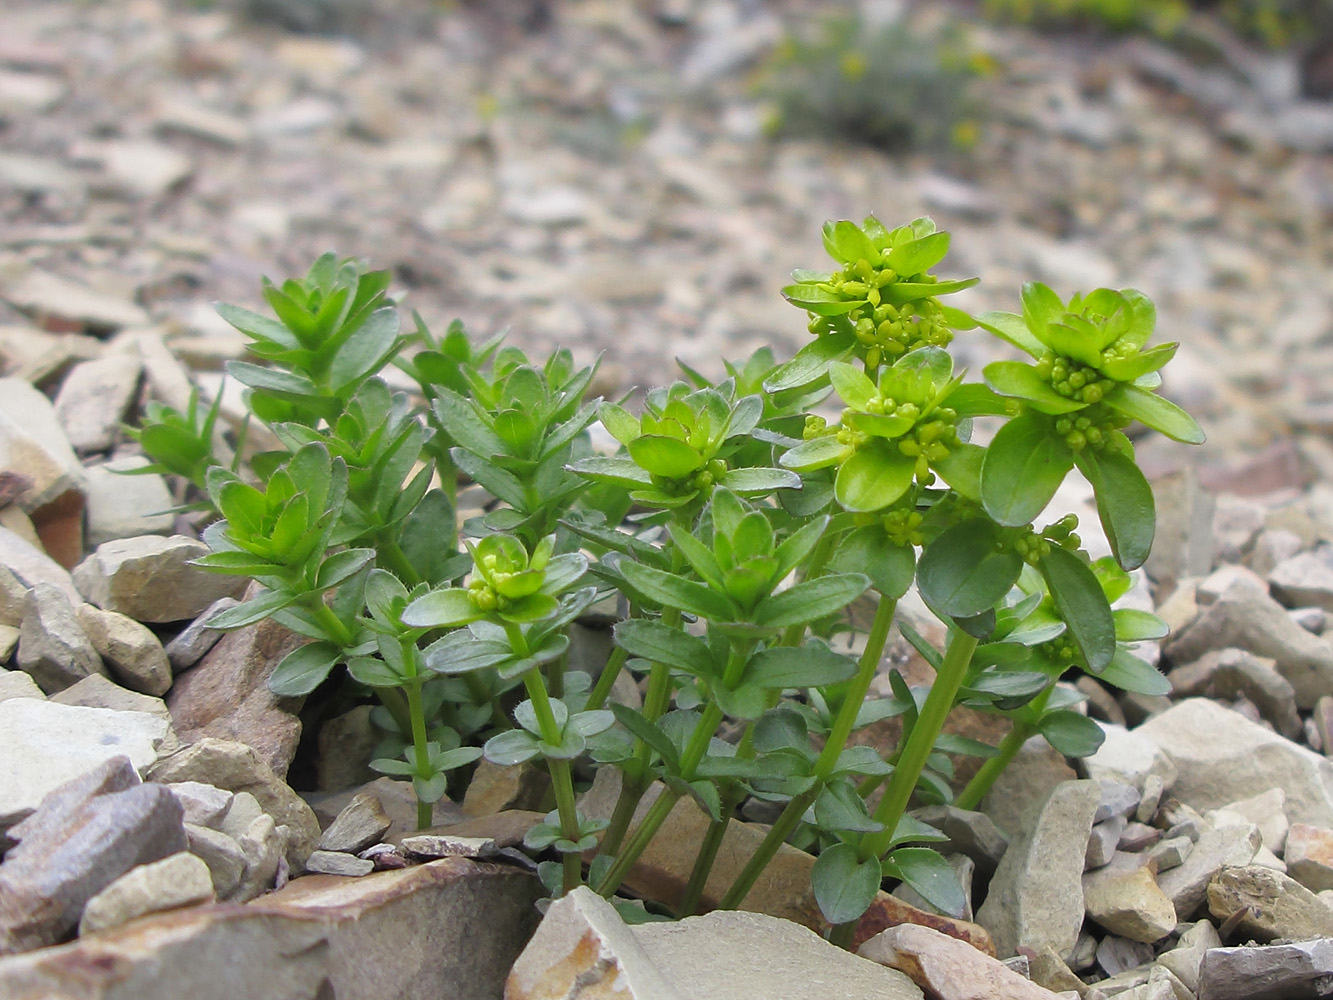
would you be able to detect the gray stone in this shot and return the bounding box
[0,669,42,702]
[1082,855,1177,943]
[48,673,177,749]
[1080,723,1178,793]
[1146,467,1215,591]
[1291,606,1327,633]
[1137,773,1166,823]
[16,582,105,693]
[0,621,15,661]
[1087,815,1128,870]
[1270,548,1333,614]
[0,526,79,611]
[1096,933,1155,977]
[163,782,233,829]
[317,791,391,853]
[218,791,265,841]
[0,267,148,333]
[1207,864,1333,941]
[1157,918,1220,993]
[76,603,172,697]
[1118,822,1161,853]
[0,757,186,954]
[1197,938,1333,1000]
[304,850,374,877]
[145,739,320,870]
[1137,699,1333,828]
[0,699,169,828]
[1165,575,1333,708]
[400,834,499,859]
[910,805,1009,875]
[1096,781,1142,822]
[1246,528,1305,577]
[1205,787,1289,854]
[1157,822,1261,918]
[90,140,193,201]
[232,813,285,902]
[183,823,245,900]
[53,352,143,454]
[508,885,923,1000]
[79,852,214,936]
[83,458,175,547]
[981,736,1078,839]
[315,703,379,791]
[976,779,1101,960]
[73,535,246,624]
[0,376,86,512]
[1146,836,1192,871]
[163,597,237,671]
[1168,648,1302,740]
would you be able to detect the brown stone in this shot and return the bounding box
[860,922,1065,1000]
[462,759,552,817]
[1282,823,1333,892]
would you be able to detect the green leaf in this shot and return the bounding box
[515,696,568,737]
[981,413,1074,527]
[207,588,298,630]
[983,362,1086,415]
[718,467,802,495]
[763,329,856,394]
[811,842,881,926]
[781,283,863,316]
[828,526,916,599]
[1075,448,1155,570]
[887,231,950,276]
[917,519,1023,618]
[566,456,653,489]
[780,435,851,473]
[599,402,641,445]
[828,362,878,410]
[881,277,979,304]
[1100,342,1177,382]
[754,573,869,628]
[538,553,589,596]
[931,443,984,501]
[888,847,966,918]
[483,729,541,766]
[628,434,704,478]
[975,310,1044,358]
[835,446,916,513]
[748,642,857,688]
[1020,281,1063,341]
[401,588,482,629]
[1038,546,1116,672]
[315,549,375,591]
[618,561,737,621]
[815,779,883,834]
[1104,384,1205,444]
[369,757,415,776]
[887,815,949,849]
[1096,646,1171,696]
[329,306,400,393]
[1037,710,1106,757]
[830,745,892,777]
[712,679,768,720]
[346,655,404,688]
[609,703,680,768]
[824,219,880,265]
[1113,609,1168,642]
[613,619,714,677]
[424,631,514,675]
[267,640,342,696]
[432,388,507,458]
[414,771,449,805]
[190,550,284,578]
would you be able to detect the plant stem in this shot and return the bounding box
[308,598,356,648]
[522,668,583,894]
[955,720,1033,811]
[403,678,434,830]
[595,785,681,896]
[585,645,629,712]
[381,538,423,588]
[718,596,898,911]
[677,801,733,917]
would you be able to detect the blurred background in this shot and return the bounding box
[1,0,1331,491]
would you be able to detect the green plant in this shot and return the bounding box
[982,0,1189,35]
[130,217,1201,943]
[758,14,990,152]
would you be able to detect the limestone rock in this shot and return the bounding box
[76,603,172,696]
[860,922,1063,1000]
[83,458,175,547]
[163,597,237,672]
[976,779,1101,959]
[145,739,320,869]
[1165,575,1333,708]
[1155,918,1220,992]
[1204,787,1289,854]
[79,852,214,936]
[1269,548,1333,613]
[73,535,247,624]
[0,699,169,828]
[163,781,233,829]
[166,615,306,777]
[1206,864,1333,941]
[0,525,79,610]
[507,885,923,1000]
[53,352,143,454]
[0,757,186,954]
[400,834,499,859]
[17,582,105,693]
[314,704,379,791]
[1079,723,1178,793]
[309,776,461,842]
[48,673,177,752]
[981,736,1078,839]
[1081,856,1177,943]
[0,669,43,702]
[304,851,374,877]
[0,267,149,333]
[231,813,285,902]
[463,759,552,817]
[912,806,1010,876]
[183,823,246,899]
[0,376,86,512]
[1283,822,1333,892]
[1157,823,1261,918]
[317,791,391,853]
[1138,699,1333,828]
[1197,938,1333,1000]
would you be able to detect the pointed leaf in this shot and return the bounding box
[1096,646,1171,696]
[983,361,1087,414]
[754,573,870,628]
[888,847,966,918]
[1037,710,1106,757]
[268,640,342,696]
[1075,448,1155,570]
[1038,546,1115,672]
[1104,384,1205,444]
[812,843,881,926]
[747,642,857,688]
[981,413,1074,527]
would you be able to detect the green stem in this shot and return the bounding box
[778,531,837,649]
[677,804,733,917]
[308,598,356,648]
[955,720,1033,811]
[595,785,681,896]
[381,538,423,588]
[522,669,584,894]
[719,596,898,911]
[403,679,434,830]
[585,645,629,712]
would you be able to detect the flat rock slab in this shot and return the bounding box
[1197,938,1333,1000]
[73,535,246,624]
[0,698,169,828]
[507,886,923,1000]
[860,922,1065,1000]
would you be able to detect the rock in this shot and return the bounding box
[73,535,246,624]
[231,812,285,901]
[463,759,552,817]
[166,613,306,777]
[0,699,169,828]
[507,885,923,1000]
[1247,527,1305,577]
[48,673,176,746]
[1145,467,1216,591]
[79,852,214,936]
[0,524,80,608]
[317,791,391,853]
[1136,699,1333,827]
[0,267,149,333]
[1082,855,1177,943]
[1157,822,1261,918]
[1167,648,1302,740]
[1025,944,1088,996]
[1197,938,1333,1000]
[976,779,1101,959]
[400,834,499,859]
[1204,787,1289,853]
[76,604,172,696]
[303,850,375,877]
[1145,836,1192,871]
[1087,815,1128,870]
[53,352,143,454]
[1164,576,1333,708]
[1269,548,1333,614]
[860,922,1062,1000]
[910,806,1010,876]
[1136,774,1166,823]
[1095,933,1154,977]
[0,376,86,514]
[1156,918,1220,993]
[163,781,233,829]
[412,811,544,852]
[0,667,41,703]
[981,737,1078,839]
[183,823,246,899]
[0,858,539,999]
[1095,781,1141,822]
[1079,724,1178,793]
[314,703,379,791]
[16,582,105,693]
[309,776,462,841]
[90,140,193,201]
[83,457,176,547]
[163,597,237,672]
[145,739,320,870]
[1283,822,1333,892]
[894,854,976,923]
[1119,822,1162,853]
[1207,864,1333,941]
[0,757,186,954]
